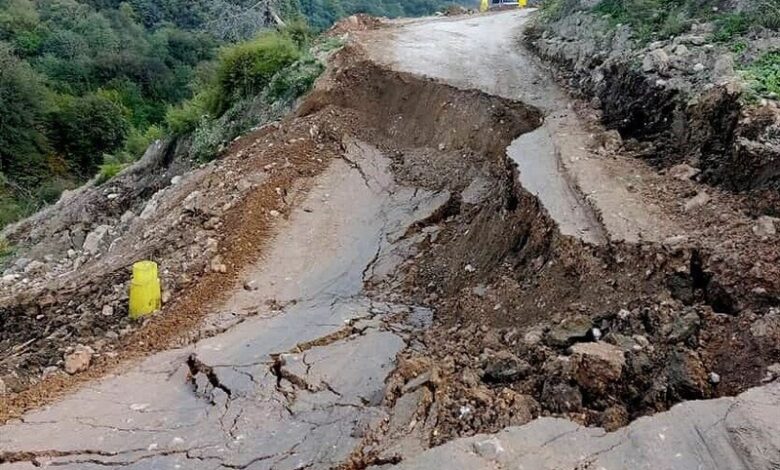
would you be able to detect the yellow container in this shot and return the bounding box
[129,261,161,319]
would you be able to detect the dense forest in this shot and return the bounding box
[0,0,465,227]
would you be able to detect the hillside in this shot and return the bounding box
[0,0,465,230]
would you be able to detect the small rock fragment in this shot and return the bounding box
[709,372,721,384]
[643,49,670,74]
[668,163,699,181]
[64,346,95,375]
[545,315,592,347]
[684,192,710,212]
[482,351,531,384]
[600,405,629,432]
[753,216,777,238]
[472,437,504,459]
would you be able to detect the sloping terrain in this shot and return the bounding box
[0,9,780,470]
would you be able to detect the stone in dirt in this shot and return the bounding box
[498,389,539,426]
[481,350,531,384]
[684,192,711,212]
[668,163,700,181]
[665,310,701,344]
[600,404,629,431]
[64,345,95,374]
[667,348,709,400]
[545,315,592,347]
[570,342,625,395]
[82,225,111,254]
[753,216,777,237]
[643,49,670,75]
[541,380,583,413]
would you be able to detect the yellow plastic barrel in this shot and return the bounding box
[129,261,161,319]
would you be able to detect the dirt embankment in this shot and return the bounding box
[524,6,780,215]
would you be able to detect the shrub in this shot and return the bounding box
[165,86,218,134]
[743,51,780,99]
[123,125,163,158]
[280,19,314,48]
[214,32,301,112]
[96,161,126,185]
[0,235,14,264]
[268,55,324,102]
[539,0,581,22]
[713,12,752,42]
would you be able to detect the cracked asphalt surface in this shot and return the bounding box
[4,10,780,470]
[0,143,444,469]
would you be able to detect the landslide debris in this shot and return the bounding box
[1,14,780,470]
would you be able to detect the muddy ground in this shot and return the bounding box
[0,10,779,470]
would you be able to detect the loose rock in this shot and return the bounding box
[481,351,531,384]
[64,346,95,375]
[570,342,625,395]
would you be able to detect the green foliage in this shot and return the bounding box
[0,235,14,263]
[280,18,314,48]
[49,93,130,176]
[96,160,126,184]
[712,12,751,42]
[0,42,50,186]
[214,32,301,112]
[268,54,324,101]
[743,51,780,99]
[539,0,579,23]
[165,86,218,134]
[591,0,697,42]
[588,0,780,44]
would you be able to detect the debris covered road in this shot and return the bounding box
[2,9,780,470]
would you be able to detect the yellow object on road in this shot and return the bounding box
[519,0,527,7]
[129,260,161,319]
[480,0,489,12]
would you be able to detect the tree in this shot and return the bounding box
[49,93,129,175]
[0,42,49,185]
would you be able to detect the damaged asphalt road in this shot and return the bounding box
[0,145,443,469]
[3,9,780,470]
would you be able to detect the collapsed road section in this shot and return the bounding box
[1,9,780,470]
[0,53,543,468]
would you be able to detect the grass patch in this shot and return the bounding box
[538,0,581,23]
[743,51,780,99]
[712,12,752,42]
[96,161,127,185]
[590,0,702,42]
[0,237,14,264]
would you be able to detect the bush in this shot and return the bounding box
[96,161,126,185]
[214,32,301,112]
[539,0,581,22]
[268,54,324,102]
[280,19,314,48]
[123,124,163,158]
[743,51,780,99]
[712,13,752,42]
